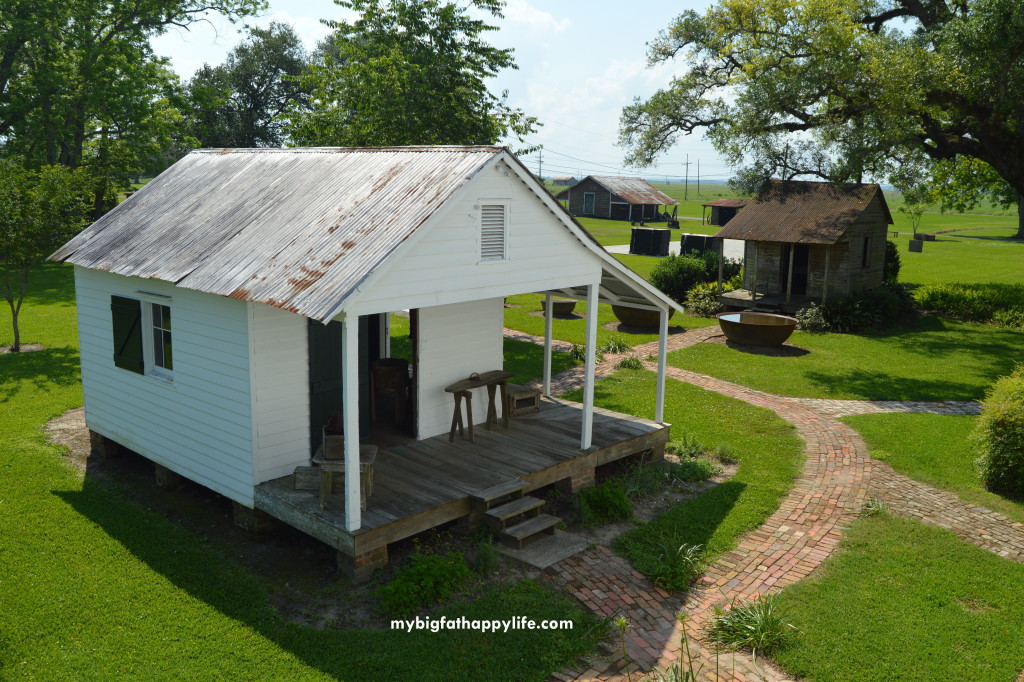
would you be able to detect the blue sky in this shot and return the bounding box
[151,0,731,181]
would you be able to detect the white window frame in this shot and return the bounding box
[137,291,174,381]
[478,200,511,263]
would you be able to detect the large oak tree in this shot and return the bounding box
[620,0,1024,237]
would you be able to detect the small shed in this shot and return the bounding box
[713,180,893,310]
[51,146,683,579]
[551,176,577,186]
[554,175,677,222]
[702,198,747,226]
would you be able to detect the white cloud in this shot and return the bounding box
[502,0,570,35]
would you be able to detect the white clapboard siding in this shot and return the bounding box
[351,159,603,315]
[74,267,256,505]
[416,298,504,439]
[249,302,310,483]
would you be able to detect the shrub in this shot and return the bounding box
[973,367,1024,497]
[795,303,829,333]
[916,282,1024,328]
[473,539,500,576]
[375,551,472,616]
[653,535,705,590]
[569,343,604,363]
[696,248,743,283]
[666,434,705,459]
[600,336,629,354]
[706,595,795,658]
[650,254,710,302]
[674,457,720,483]
[806,282,917,333]
[620,460,676,498]
[684,282,724,318]
[576,480,632,526]
[883,239,901,282]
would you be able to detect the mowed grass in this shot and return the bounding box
[891,229,1024,286]
[668,315,1024,401]
[564,370,804,582]
[0,265,599,680]
[842,413,1024,524]
[773,514,1024,681]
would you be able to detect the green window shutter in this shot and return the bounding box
[110,296,143,374]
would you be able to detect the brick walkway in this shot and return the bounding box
[503,326,1024,681]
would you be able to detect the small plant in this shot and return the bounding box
[714,443,737,465]
[973,366,1024,496]
[569,343,604,363]
[666,434,705,459]
[859,497,887,517]
[647,613,706,682]
[674,457,720,483]
[795,303,829,333]
[473,539,500,576]
[575,480,632,526]
[620,460,675,498]
[653,537,705,590]
[375,551,472,617]
[706,595,796,659]
[600,336,629,354]
[614,615,633,682]
[684,282,724,318]
[617,354,645,370]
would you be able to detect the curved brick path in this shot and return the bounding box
[506,326,1024,681]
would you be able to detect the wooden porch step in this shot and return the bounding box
[498,513,561,550]
[486,496,544,525]
[471,480,527,509]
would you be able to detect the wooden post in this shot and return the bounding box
[717,238,724,294]
[342,314,361,532]
[751,242,759,303]
[543,294,553,396]
[581,283,598,450]
[656,308,668,424]
[786,243,795,303]
[823,247,831,303]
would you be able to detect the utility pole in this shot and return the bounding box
[537,149,543,181]
[697,158,700,195]
[683,154,691,202]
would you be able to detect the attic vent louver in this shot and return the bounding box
[480,204,506,261]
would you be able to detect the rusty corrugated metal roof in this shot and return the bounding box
[553,176,677,205]
[713,180,892,244]
[51,146,502,321]
[702,198,748,208]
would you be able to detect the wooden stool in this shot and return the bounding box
[506,383,541,416]
[448,390,473,442]
[314,436,378,511]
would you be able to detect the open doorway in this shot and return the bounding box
[779,243,810,296]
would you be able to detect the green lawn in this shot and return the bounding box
[574,216,718,247]
[667,316,1024,401]
[563,370,804,586]
[944,227,1020,238]
[773,514,1024,681]
[890,229,1024,286]
[842,413,1024,524]
[0,265,599,680]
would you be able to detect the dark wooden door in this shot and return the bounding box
[308,315,381,455]
[779,244,811,296]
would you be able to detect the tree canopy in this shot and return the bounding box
[285,0,537,147]
[184,22,311,148]
[619,0,1024,236]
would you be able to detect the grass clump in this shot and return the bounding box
[375,551,472,617]
[974,366,1024,497]
[616,354,645,370]
[575,480,632,526]
[600,336,629,354]
[675,457,720,483]
[472,539,500,577]
[652,536,706,590]
[706,595,795,659]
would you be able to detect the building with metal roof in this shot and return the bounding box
[553,175,677,222]
[714,179,893,311]
[53,146,683,579]
[701,198,748,226]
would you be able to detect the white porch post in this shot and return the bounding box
[656,308,668,424]
[341,314,361,531]
[581,283,599,450]
[543,293,553,396]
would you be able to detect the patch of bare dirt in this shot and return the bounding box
[1,343,45,354]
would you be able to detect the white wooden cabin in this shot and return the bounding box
[53,147,681,578]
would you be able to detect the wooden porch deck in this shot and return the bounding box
[719,288,818,314]
[254,397,669,560]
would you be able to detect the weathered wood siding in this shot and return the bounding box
[249,302,309,484]
[844,199,888,293]
[352,159,603,316]
[415,298,505,440]
[74,267,256,505]
[564,177,612,217]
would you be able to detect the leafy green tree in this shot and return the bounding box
[286,0,537,147]
[0,161,92,351]
[184,22,311,147]
[0,0,263,215]
[620,0,1024,237]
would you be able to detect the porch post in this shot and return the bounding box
[581,282,599,450]
[717,238,724,294]
[543,294,553,396]
[823,247,831,303]
[655,308,668,424]
[786,243,795,303]
[341,314,361,532]
[751,242,759,302]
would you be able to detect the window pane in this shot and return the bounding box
[153,326,164,367]
[162,330,173,370]
[162,305,170,330]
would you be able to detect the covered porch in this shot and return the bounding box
[255,397,670,579]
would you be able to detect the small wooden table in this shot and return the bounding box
[444,370,514,442]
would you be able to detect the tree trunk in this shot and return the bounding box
[5,297,19,353]
[1017,193,1023,240]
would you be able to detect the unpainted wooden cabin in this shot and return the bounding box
[714,180,893,311]
[554,175,677,222]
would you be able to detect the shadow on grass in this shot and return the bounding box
[0,347,80,402]
[55,459,600,680]
[17,263,78,307]
[801,367,983,402]
[725,341,809,357]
